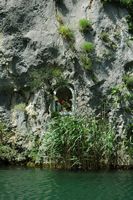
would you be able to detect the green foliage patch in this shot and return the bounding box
[120,0,133,6]
[41,116,117,169]
[124,75,133,89]
[81,42,94,53]
[0,115,133,169]
[28,66,63,90]
[100,32,110,43]
[40,116,133,170]
[13,103,26,112]
[79,19,92,33]
[80,55,93,71]
[58,25,75,41]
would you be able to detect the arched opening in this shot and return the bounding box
[53,86,75,115]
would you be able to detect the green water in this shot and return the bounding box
[0,167,133,200]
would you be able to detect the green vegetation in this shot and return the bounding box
[28,66,63,90]
[0,122,6,135]
[40,116,116,169]
[52,68,62,77]
[40,116,133,170]
[100,32,110,43]
[120,0,133,6]
[80,55,92,71]
[126,15,133,34]
[0,114,133,169]
[100,31,117,50]
[79,19,92,33]
[80,42,94,72]
[81,42,94,53]
[0,122,16,163]
[124,75,133,89]
[58,25,74,41]
[109,83,133,115]
[13,103,26,112]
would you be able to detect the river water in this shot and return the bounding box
[0,167,133,200]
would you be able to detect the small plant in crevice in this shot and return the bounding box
[13,103,26,112]
[51,68,62,77]
[109,83,133,116]
[80,55,92,71]
[79,54,98,83]
[100,32,110,43]
[81,42,94,53]
[79,18,92,33]
[123,74,133,89]
[28,66,63,90]
[58,25,75,42]
[126,15,133,34]
[56,14,64,25]
[80,41,95,78]
[100,31,117,50]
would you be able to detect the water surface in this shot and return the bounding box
[0,167,133,200]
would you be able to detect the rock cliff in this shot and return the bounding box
[0,0,132,165]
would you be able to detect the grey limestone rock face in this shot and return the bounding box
[0,0,132,136]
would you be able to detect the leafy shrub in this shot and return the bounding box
[79,19,92,32]
[58,25,74,41]
[81,42,94,53]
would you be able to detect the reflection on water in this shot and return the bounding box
[0,167,133,200]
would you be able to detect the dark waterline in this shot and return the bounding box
[0,167,133,200]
